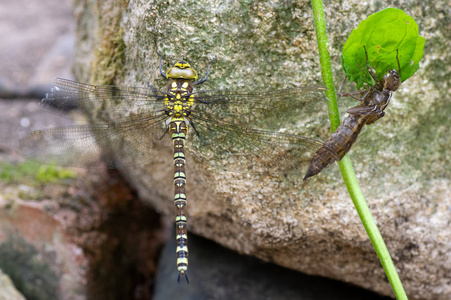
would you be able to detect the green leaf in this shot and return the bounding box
[341,8,425,89]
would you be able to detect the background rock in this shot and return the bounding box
[0,0,162,299]
[0,197,85,300]
[2,0,449,299]
[0,268,26,300]
[69,0,450,299]
[0,0,75,98]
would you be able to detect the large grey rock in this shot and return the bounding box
[71,0,450,299]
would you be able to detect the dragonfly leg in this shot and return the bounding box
[148,84,161,98]
[193,58,216,86]
[190,120,206,145]
[338,90,366,101]
[159,125,170,141]
[363,46,379,82]
[156,50,167,79]
[361,88,371,101]
[337,75,348,96]
[395,49,401,78]
[337,75,368,101]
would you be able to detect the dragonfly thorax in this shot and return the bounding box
[165,80,195,120]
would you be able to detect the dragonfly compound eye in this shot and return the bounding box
[166,62,199,81]
[383,69,401,92]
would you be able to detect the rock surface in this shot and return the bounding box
[0,196,87,300]
[0,268,26,300]
[0,0,75,98]
[0,157,162,300]
[23,0,451,299]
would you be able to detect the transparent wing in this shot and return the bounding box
[20,79,337,172]
[40,78,167,123]
[193,86,331,131]
[185,86,337,174]
[44,80,329,127]
[18,112,170,168]
[187,112,339,174]
[20,78,172,168]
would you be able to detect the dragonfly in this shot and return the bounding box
[304,46,402,180]
[18,52,340,282]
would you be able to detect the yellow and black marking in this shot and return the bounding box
[170,120,189,282]
[164,62,201,282]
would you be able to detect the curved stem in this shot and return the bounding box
[310,1,407,299]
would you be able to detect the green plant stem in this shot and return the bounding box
[310,1,408,299]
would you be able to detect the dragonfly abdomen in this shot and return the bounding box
[330,114,368,159]
[304,114,367,180]
[170,120,189,281]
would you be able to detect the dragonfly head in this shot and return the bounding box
[383,69,401,92]
[166,61,199,81]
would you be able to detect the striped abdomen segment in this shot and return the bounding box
[169,121,189,281]
[304,114,368,180]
